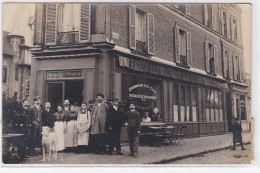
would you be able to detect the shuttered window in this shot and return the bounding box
[80,3,91,43]
[187,32,192,66]
[45,4,57,45]
[204,4,208,25]
[226,13,231,39]
[223,50,228,78]
[214,45,218,74]
[205,40,210,72]
[175,25,180,63]
[147,13,155,54]
[34,4,44,45]
[229,54,233,79]
[205,41,217,75]
[129,5,154,55]
[212,4,216,30]
[185,4,190,15]
[129,5,136,50]
[233,54,237,80]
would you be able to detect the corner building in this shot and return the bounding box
[30,3,250,136]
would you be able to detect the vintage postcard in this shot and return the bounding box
[1,2,253,165]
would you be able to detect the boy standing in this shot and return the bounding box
[125,101,141,157]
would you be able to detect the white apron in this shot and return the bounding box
[77,110,91,146]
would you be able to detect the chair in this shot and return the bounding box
[176,125,188,146]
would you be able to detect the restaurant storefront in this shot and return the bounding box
[114,55,228,136]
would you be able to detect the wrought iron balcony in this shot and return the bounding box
[136,40,147,54]
[58,31,79,45]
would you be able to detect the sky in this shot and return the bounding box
[2,3,252,74]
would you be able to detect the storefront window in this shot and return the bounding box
[214,91,219,121]
[191,87,198,121]
[219,91,224,121]
[240,95,246,120]
[173,83,179,122]
[186,86,191,121]
[180,85,185,121]
[122,73,162,120]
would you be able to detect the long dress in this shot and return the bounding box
[77,110,91,146]
[53,111,66,151]
[65,111,78,147]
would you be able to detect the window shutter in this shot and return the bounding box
[147,13,155,55]
[187,32,192,66]
[230,16,234,41]
[226,13,230,39]
[237,19,242,44]
[185,4,191,15]
[214,45,218,74]
[45,4,57,45]
[212,4,216,30]
[129,5,136,50]
[240,56,245,82]
[175,25,180,63]
[220,9,224,35]
[205,40,209,72]
[229,54,233,79]
[204,4,208,25]
[80,3,91,43]
[233,54,237,80]
[34,4,44,45]
[223,49,226,77]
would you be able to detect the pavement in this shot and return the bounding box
[20,132,253,165]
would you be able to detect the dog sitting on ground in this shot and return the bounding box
[41,126,58,161]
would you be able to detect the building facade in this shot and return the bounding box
[30,3,250,135]
[2,31,32,102]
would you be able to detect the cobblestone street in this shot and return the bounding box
[20,132,253,165]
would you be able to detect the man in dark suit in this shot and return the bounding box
[106,99,125,155]
[230,117,246,150]
[125,101,141,157]
[29,96,42,155]
[41,102,53,129]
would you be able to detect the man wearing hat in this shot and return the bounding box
[125,101,141,157]
[29,96,42,155]
[106,98,125,155]
[90,93,109,154]
[230,117,246,150]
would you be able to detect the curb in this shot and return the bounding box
[148,142,251,164]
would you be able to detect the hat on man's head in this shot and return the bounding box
[129,101,136,105]
[97,93,104,98]
[33,96,41,101]
[112,98,119,102]
[88,99,95,104]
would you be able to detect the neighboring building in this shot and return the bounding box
[2,31,32,102]
[30,3,249,135]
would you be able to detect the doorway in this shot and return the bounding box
[47,80,84,111]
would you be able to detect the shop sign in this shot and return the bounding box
[128,84,157,110]
[47,70,83,79]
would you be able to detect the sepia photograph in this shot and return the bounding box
[1,1,254,166]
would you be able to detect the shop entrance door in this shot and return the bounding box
[47,82,64,111]
[47,80,84,110]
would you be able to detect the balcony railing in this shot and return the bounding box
[58,31,79,45]
[136,40,147,54]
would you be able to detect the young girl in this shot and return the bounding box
[77,101,91,153]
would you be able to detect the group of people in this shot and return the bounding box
[20,93,142,158]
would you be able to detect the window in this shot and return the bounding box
[224,51,229,78]
[205,40,217,75]
[173,83,179,122]
[236,56,240,81]
[191,87,198,122]
[180,85,186,122]
[129,5,154,55]
[207,4,212,27]
[204,4,216,29]
[179,29,187,65]
[186,86,192,121]
[14,92,18,100]
[15,68,19,81]
[233,19,238,43]
[209,43,215,74]
[3,68,7,83]
[223,12,227,37]
[175,25,192,67]
[173,4,190,14]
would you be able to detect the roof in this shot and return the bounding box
[2,31,14,56]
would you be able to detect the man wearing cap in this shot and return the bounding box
[125,101,141,157]
[90,93,109,154]
[29,96,42,155]
[106,98,125,155]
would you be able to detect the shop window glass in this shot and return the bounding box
[173,83,179,122]
[219,91,224,121]
[180,85,185,122]
[191,87,198,121]
[186,86,191,121]
[205,89,210,121]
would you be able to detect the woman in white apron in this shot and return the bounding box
[77,101,91,153]
[53,104,66,151]
[65,104,78,152]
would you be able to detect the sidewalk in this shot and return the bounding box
[21,132,252,165]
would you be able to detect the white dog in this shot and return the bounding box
[41,126,58,161]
